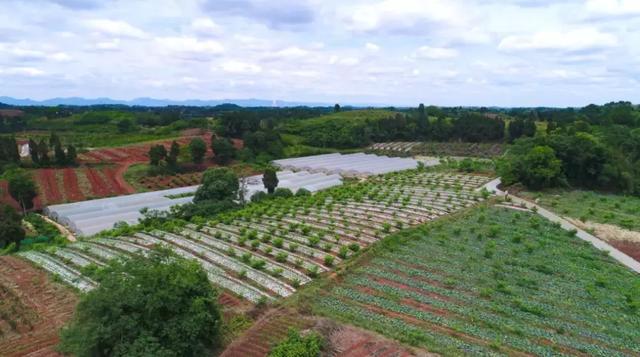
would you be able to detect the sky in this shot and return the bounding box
[0,0,639,107]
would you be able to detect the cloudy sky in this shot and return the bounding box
[1,0,639,106]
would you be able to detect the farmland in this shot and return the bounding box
[0,256,78,357]
[20,170,491,304]
[370,141,505,158]
[309,206,640,356]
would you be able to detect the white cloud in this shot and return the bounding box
[0,66,45,77]
[85,19,147,39]
[220,60,262,74]
[94,39,121,51]
[498,28,618,52]
[48,52,72,61]
[156,36,224,60]
[346,0,466,33]
[413,46,459,60]
[190,18,222,37]
[365,42,380,52]
[329,56,360,66]
[273,46,310,58]
[586,0,640,17]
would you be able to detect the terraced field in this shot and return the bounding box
[20,171,491,304]
[311,206,640,356]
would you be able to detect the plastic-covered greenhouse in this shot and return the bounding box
[45,170,342,236]
[272,153,419,177]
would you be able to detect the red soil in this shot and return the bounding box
[609,240,640,263]
[0,180,20,211]
[37,169,63,204]
[220,309,311,357]
[62,168,85,202]
[84,167,111,197]
[0,256,78,357]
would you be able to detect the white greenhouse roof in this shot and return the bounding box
[46,170,342,237]
[272,153,421,177]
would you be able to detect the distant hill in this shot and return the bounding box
[0,96,384,108]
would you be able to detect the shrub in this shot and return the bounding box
[348,243,360,252]
[274,188,294,198]
[268,328,323,357]
[338,245,349,259]
[324,255,335,267]
[295,188,311,197]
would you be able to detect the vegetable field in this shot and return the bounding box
[21,170,491,304]
[312,206,640,356]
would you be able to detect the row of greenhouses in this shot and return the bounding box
[272,153,421,177]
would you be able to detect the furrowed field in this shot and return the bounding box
[310,206,640,356]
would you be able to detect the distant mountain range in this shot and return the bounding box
[0,96,378,108]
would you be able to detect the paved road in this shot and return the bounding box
[481,178,640,274]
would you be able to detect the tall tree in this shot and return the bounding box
[148,145,167,166]
[211,138,236,165]
[7,170,37,214]
[38,140,50,166]
[28,139,39,165]
[262,167,279,194]
[66,145,77,166]
[0,204,25,250]
[194,167,239,203]
[54,144,66,166]
[334,104,341,113]
[417,103,430,139]
[49,132,61,148]
[189,138,207,164]
[167,141,180,169]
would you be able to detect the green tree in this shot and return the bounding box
[211,137,236,165]
[417,103,430,139]
[262,168,279,194]
[7,170,37,214]
[194,167,239,203]
[334,104,341,113]
[499,145,563,190]
[28,139,39,165]
[189,138,207,164]
[0,204,25,250]
[66,145,77,165]
[117,118,135,133]
[58,247,221,357]
[38,140,50,166]
[167,141,180,169]
[54,144,66,166]
[148,145,167,166]
[49,132,61,149]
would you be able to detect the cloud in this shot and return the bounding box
[85,19,147,39]
[413,46,459,60]
[46,0,105,9]
[498,28,618,52]
[0,43,72,62]
[0,66,45,77]
[345,0,467,33]
[155,36,224,60]
[201,0,315,28]
[365,43,380,52]
[189,18,222,37]
[220,60,262,74]
[586,0,640,18]
[93,39,121,51]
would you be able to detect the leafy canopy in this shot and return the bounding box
[194,167,239,203]
[58,247,221,357]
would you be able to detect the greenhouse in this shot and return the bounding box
[45,170,342,236]
[272,153,419,177]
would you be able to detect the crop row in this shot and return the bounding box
[23,170,491,304]
[313,206,640,355]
